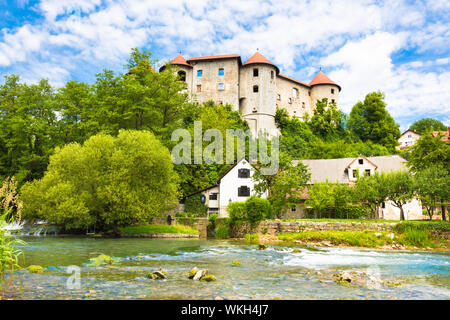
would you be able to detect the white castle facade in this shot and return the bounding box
[160,52,341,136]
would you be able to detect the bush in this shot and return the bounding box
[184,194,208,216]
[245,196,272,227]
[227,202,246,222]
[215,225,230,239]
[244,233,259,243]
[335,205,367,219]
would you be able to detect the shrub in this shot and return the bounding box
[184,194,208,216]
[244,233,259,243]
[245,196,271,227]
[227,202,246,222]
[215,225,231,239]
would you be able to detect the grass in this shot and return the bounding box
[119,224,199,235]
[244,233,259,244]
[277,230,390,247]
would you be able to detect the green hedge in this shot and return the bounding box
[184,194,208,216]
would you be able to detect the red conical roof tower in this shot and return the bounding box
[309,71,340,91]
[169,55,192,67]
[243,52,279,74]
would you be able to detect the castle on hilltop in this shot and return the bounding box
[160,52,341,136]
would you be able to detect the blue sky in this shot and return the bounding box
[0,0,449,131]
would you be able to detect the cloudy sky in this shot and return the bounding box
[1,0,449,130]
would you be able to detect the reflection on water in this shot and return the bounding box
[5,237,450,300]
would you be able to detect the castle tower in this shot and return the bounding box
[309,71,340,107]
[160,55,193,97]
[239,52,279,137]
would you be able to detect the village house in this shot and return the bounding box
[287,155,425,220]
[160,52,340,136]
[397,129,421,149]
[432,127,450,141]
[185,158,268,217]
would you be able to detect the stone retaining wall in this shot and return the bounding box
[231,220,397,238]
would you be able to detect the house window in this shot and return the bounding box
[196,84,201,92]
[253,68,259,77]
[331,88,335,94]
[277,94,281,100]
[359,159,363,165]
[238,186,250,197]
[271,71,274,79]
[209,193,218,200]
[365,169,371,176]
[292,88,298,98]
[218,83,224,91]
[177,71,186,82]
[218,68,224,76]
[197,70,202,77]
[253,85,259,93]
[382,202,385,208]
[408,134,411,138]
[291,205,297,212]
[238,168,250,178]
[331,99,335,103]
[352,169,357,178]
[288,98,292,104]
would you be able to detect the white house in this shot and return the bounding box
[397,129,421,149]
[187,158,268,217]
[289,155,425,220]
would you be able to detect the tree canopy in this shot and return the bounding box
[410,118,447,135]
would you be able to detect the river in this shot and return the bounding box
[3,236,450,299]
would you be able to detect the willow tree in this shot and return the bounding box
[21,130,179,235]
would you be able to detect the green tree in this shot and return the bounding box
[410,118,447,135]
[355,172,388,219]
[305,181,335,218]
[21,130,179,235]
[407,133,450,173]
[414,165,448,220]
[309,98,346,140]
[384,171,415,220]
[245,196,272,227]
[347,91,400,150]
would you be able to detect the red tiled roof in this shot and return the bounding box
[432,128,450,141]
[187,54,241,62]
[169,55,192,67]
[243,52,280,74]
[309,71,340,91]
[278,74,310,88]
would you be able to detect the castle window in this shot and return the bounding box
[302,102,305,108]
[308,91,311,96]
[271,71,274,79]
[197,70,202,77]
[218,68,224,76]
[177,71,186,82]
[238,186,250,197]
[253,85,259,93]
[197,84,201,92]
[331,88,335,94]
[218,83,224,91]
[292,88,298,98]
[253,68,259,77]
[277,94,281,100]
[288,98,292,104]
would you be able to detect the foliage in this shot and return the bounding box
[119,224,198,235]
[244,196,272,227]
[355,172,388,219]
[309,98,347,139]
[214,225,231,239]
[414,164,449,220]
[0,177,22,221]
[383,171,415,220]
[244,233,259,244]
[410,118,447,135]
[305,181,335,218]
[227,202,247,222]
[21,130,179,234]
[184,194,208,216]
[347,91,400,150]
[407,133,450,173]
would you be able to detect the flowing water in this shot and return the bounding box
[3,237,450,300]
